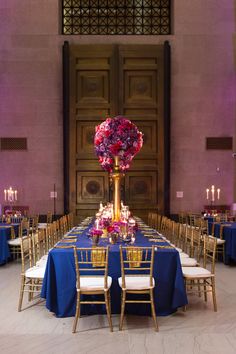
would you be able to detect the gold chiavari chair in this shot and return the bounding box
[29,215,39,237]
[180,227,202,266]
[151,213,158,229]
[8,220,30,259]
[163,218,173,242]
[0,215,6,223]
[38,211,53,230]
[72,246,113,333]
[178,223,187,251]
[182,235,217,311]
[18,235,46,311]
[47,211,53,224]
[172,221,181,248]
[156,214,162,232]
[118,246,158,332]
[209,223,226,263]
[176,225,198,267]
[33,229,48,268]
[178,211,188,224]
[179,226,197,265]
[200,218,209,235]
[59,216,67,236]
[55,219,62,241]
[147,212,154,227]
[188,213,196,226]
[46,223,56,251]
[191,228,202,263]
[67,212,74,230]
[160,216,168,235]
[215,214,228,223]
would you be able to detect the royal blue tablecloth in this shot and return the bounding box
[209,222,236,264]
[0,225,12,265]
[41,227,187,317]
[0,223,19,265]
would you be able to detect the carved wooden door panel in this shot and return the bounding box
[67,44,168,222]
[69,45,116,221]
[118,45,165,220]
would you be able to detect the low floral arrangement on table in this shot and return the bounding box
[89,203,137,245]
[5,209,21,216]
[94,116,143,172]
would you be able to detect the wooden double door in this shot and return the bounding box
[63,43,170,222]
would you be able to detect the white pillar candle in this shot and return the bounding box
[217,188,220,200]
[206,188,209,200]
[95,219,99,230]
[4,190,6,201]
[211,185,215,202]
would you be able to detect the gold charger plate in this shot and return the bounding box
[149,239,165,243]
[155,245,174,249]
[60,239,76,243]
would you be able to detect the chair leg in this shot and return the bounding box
[72,291,81,333]
[197,280,201,297]
[150,289,159,332]
[18,276,25,312]
[119,290,126,331]
[28,279,34,301]
[211,277,217,312]
[204,280,207,302]
[104,291,113,332]
[183,279,187,311]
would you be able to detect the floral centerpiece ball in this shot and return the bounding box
[94,116,143,172]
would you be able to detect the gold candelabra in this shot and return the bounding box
[4,186,18,212]
[111,156,124,221]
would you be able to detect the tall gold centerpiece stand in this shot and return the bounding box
[111,156,124,222]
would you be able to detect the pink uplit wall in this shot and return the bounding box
[0,0,235,215]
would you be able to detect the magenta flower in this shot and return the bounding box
[94,116,143,172]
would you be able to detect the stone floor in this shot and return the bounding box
[0,261,236,354]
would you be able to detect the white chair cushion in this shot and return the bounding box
[38,223,47,229]
[78,276,112,291]
[216,238,225,245]
[8,238,21,246]
[209,235,225,244]
[179,252,189,258]
[118,276,155,290]
[25,266,45,279]
[8,236,27,246]
[180,257,198,267]
[40,255,48,261]
[182,266,213,278]
[36,258,47,267]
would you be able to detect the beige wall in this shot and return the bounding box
[0,0,235,215]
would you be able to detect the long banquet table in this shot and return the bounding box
[0,223,19,265]
[0,225,11,265]
[209,222,236,264]
[41,224,188,317]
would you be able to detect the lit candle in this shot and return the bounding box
[211,185,215,202]
[95,219,99,230]
[4,189,6,201]
[217,188,220,200]
[206,189,209,200]
[15,190,17,200]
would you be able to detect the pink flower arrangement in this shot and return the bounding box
[90,228,103,237]
[94,116,143,172]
